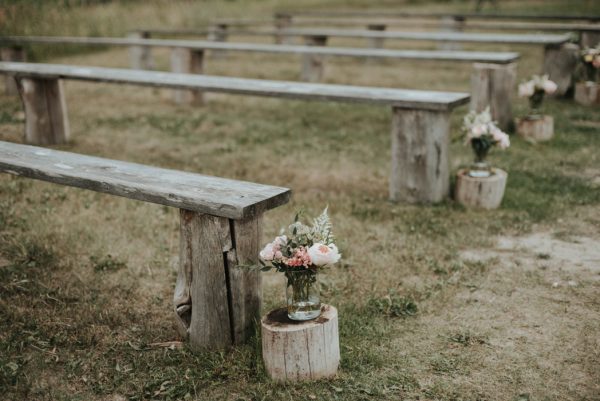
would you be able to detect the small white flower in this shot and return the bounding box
[542,79,558,94]
[259,243,276,261]
[307,243,341,267]
[518,81,535,98]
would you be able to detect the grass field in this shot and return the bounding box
[1,0,600,400]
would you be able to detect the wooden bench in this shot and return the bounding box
[0,61,469,204]
[0,35,517,129]
[0,140,291,351]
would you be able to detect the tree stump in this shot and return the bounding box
[1,46,26,95]
[515,115,554,142]
[128,31,154,70]
[301,35,328,82]
[16,77,70,145]
[574,81,600,106]
[438,16,464,51]
[208,23,228,58]
[543,43,579,97]
[454,168,508,210]
[170,48,205,105]
[262,305,340,382]
[470,62,516,132]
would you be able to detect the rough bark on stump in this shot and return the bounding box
[16,77,70,145]
[543,43,579,97]
[515,115,554,142]
[454,168,507,210]
[128,31,154,70]
[470,62,516,132]
[301,35,328,82]
[389,107,450,203]
[174,210,262,350]
[366,24,386,49]
[261,305,340,382]
[170,48,205,105]
[574,81,600,106]
[1,46,26,95]
[580,31,600,48]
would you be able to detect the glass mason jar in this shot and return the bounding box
[469,139,492,178]
[285,269,321,321]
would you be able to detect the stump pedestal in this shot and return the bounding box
[454,168,507,210]
[261,304,340,382]
[515,115,554,142]
[574,81,600,106]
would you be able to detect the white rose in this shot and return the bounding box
[273,235,287,247]
[307,243,341,266]
[259,243,275,261]
[518,81,535,98]
[543,79,557,94]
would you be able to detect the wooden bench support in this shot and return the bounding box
[580,31,600,48]
[366,24,386,49]
[174,210,262,350]
[208,24,229,58]
[275,14,293,44]
[17,77,70,145]
[128,31,154,70]
[301,35,328,82]
[470,62,516,131]
[170,48,205,105]
[543,43,579,96]
[1,46,26,95]
[390,107,450,203]
[438,16,465,51]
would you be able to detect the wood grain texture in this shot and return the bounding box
[574,81,600,106]
[0,141,291,219]
[261,305,340,381]
[543,43,579,96]
[0,36,520,64]
[470,62,516,131]
[389,107,450,203]
[454,169,508,209]
[16,77,70,145]
[170,48,205,105]
[0,62,470,111]
[0,46,25,95]
[516,115,554,142]
[178,211,233,350]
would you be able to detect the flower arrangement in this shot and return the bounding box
[518,75,557,113]
[580,46,600,82]
[462,107,510,177]
[259,208,341,320]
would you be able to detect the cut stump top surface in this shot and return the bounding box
[262,305,338,332]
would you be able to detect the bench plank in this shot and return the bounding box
[0,141,290,219]
[0,62,470,110]
[0,36,519,64]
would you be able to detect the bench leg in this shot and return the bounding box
[366,24,386,49]
[17,77,70,145]
[174,210,262,351]
[128,31,154,70]
[170,48,205,105]
[301,35,328,82]
[275,14,293,44]
[580,31,600,48]
[438,16,464,51]
[1,46,26,95]
[543,43,579,97]
[390,107,450,203]
[208,24,228,58]
[470,62,516,132]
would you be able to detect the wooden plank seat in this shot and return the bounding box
[0,35,517,128]
[0,140,291,351]
[0,61,469,204]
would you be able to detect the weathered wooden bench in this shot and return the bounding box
[0,35,516,129]
[0,140,291,351]
[0,61,469,203]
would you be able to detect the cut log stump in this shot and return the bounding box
[454,168,508,210]
[170,48,205,105]
[262,304,340,382]
[301,35,328,82]
[543,43,579,97]
[515,115,554,142]
[128,31,154,70]
[574,81,600,106]
[470,62,516,131]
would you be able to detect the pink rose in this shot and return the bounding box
[543,79,558,94]
[307,243,341,266]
